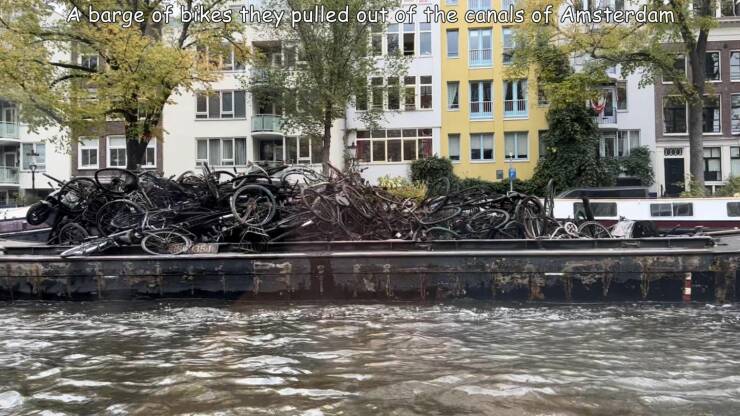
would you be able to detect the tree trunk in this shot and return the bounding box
[687,97,704,190]
[124,124,148,171]
[321,108,333,175]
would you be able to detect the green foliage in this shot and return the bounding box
[410,156,455,183]
[620,147,655,186]
[680,176,706,198]
[716,177,740,197]
[378,175,427,202]
[531,103,615,192]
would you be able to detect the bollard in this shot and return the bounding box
[683,272,692,303]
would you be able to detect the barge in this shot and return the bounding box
[0,233,738,303]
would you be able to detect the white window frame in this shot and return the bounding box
[470,133,494,162]
[504,132,529,161]
[195,90,246,120]
[703,94,722,135]
[731,51,740,82]
[447,81,460,111]
[502,27,514,65]
[195,137,248,167]
[419,76,433,110]
[706,51,722,82]
[143,140,157,168]
[469,28,492,68]
[355,129,434,164]
[21,142,46,172]
[78,137,99,169]
[79,53,99,71]
[107,136,127,168]
[662,54,686,84]
[446,29,459,58]
[448,134,461,162]
[732,93,740,135]
[419,22,432,57]
[663,95,688,135]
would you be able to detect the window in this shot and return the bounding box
[448,134,460,161]
[79,53,99,71]
[21,143,46,171]
[731,147,740,177]
[704,147,722,181]
[371,25,383,56]
[143,140,156,168]
[601,130,640,158]
[420,22,432,56]
[504,132,528,160]
[616,81,627,111]
[447,29,459,58]
[371,77,384,110]
[447,0,459,4]
[403,23,415,56]
[732,52,740,81]
[664,54,686,83]
[650,203,694,217]
[387,24,399,55]
[721,0,740,17]
[663,96,687,134]
[502,28,514,65]
[447,82,460,110]
[504,80,528,117]
[537,85,548,106]
[78,138,98,169]
[703,95,721,133]
[733,95,740,134]
[355,129,433,163]
[107,136,127,168]
[195,91,246,119]
[469,29,492,67]
[286,136,321,164]
[221,45,245,71]
[404,76,416,111]
[706,51,721,81]
[501,0,516,9]
[470,133,494,161]
[574,202,617,218]
[420,76,433,109]
[470,81,493,119]
[728,202,740,217]
[388,77,400,110]
[196,138,248,166]
[469,0,491,10]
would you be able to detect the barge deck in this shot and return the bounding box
[0,235,738,302]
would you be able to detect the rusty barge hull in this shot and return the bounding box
[0,236,738,302]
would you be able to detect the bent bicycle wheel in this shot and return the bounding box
[95,168,138,194]
[230,184,277,226]
[141,230,192,255]
[58,178,97,213]
[578,221,613,239]
[58,222,89,245]
[96,199,145,236]
[26,201,52,226]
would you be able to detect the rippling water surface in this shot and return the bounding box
[1,301,739,415]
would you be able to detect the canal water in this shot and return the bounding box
[0,302,739,416]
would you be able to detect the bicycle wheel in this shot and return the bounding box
[419,206,461,225]
[58,178,97,213]
[95,168,138,194]
[578,221,613,239]
[342,184,374,219]
[96,200,145,236]
[26,201,52,226]
[414,227,459,241]
[141,230,192,255]
[230,184,277,226]
[58,222,89,245]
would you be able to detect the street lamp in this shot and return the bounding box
[26,150,40,191]
[346,142,358,165]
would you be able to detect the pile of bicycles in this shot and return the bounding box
[27,163,614,257]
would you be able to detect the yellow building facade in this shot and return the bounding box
[439,1,548,182]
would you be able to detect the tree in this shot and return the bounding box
[514,0,716,188]
[0,0,246,169]
[532,102,615,191]
[243,0,407,174]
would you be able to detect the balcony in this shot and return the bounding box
[469,49,492,67]
[0,122,19,140]
[252,114,283,134]
[470,101,493,120]
[0,167,19,184]
[504,99,528,118]
[594,112,617,125]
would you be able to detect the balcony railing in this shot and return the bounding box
[0,167,19,184]
[469,49,492,67]
[504,99,528,117]
[470,101,493,119]
[252,114,282,133]
[594,112,617,125]
[0,122,19,139]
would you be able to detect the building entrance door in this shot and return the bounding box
[664,158,685,196]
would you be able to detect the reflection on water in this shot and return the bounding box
[1,301,739,415]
